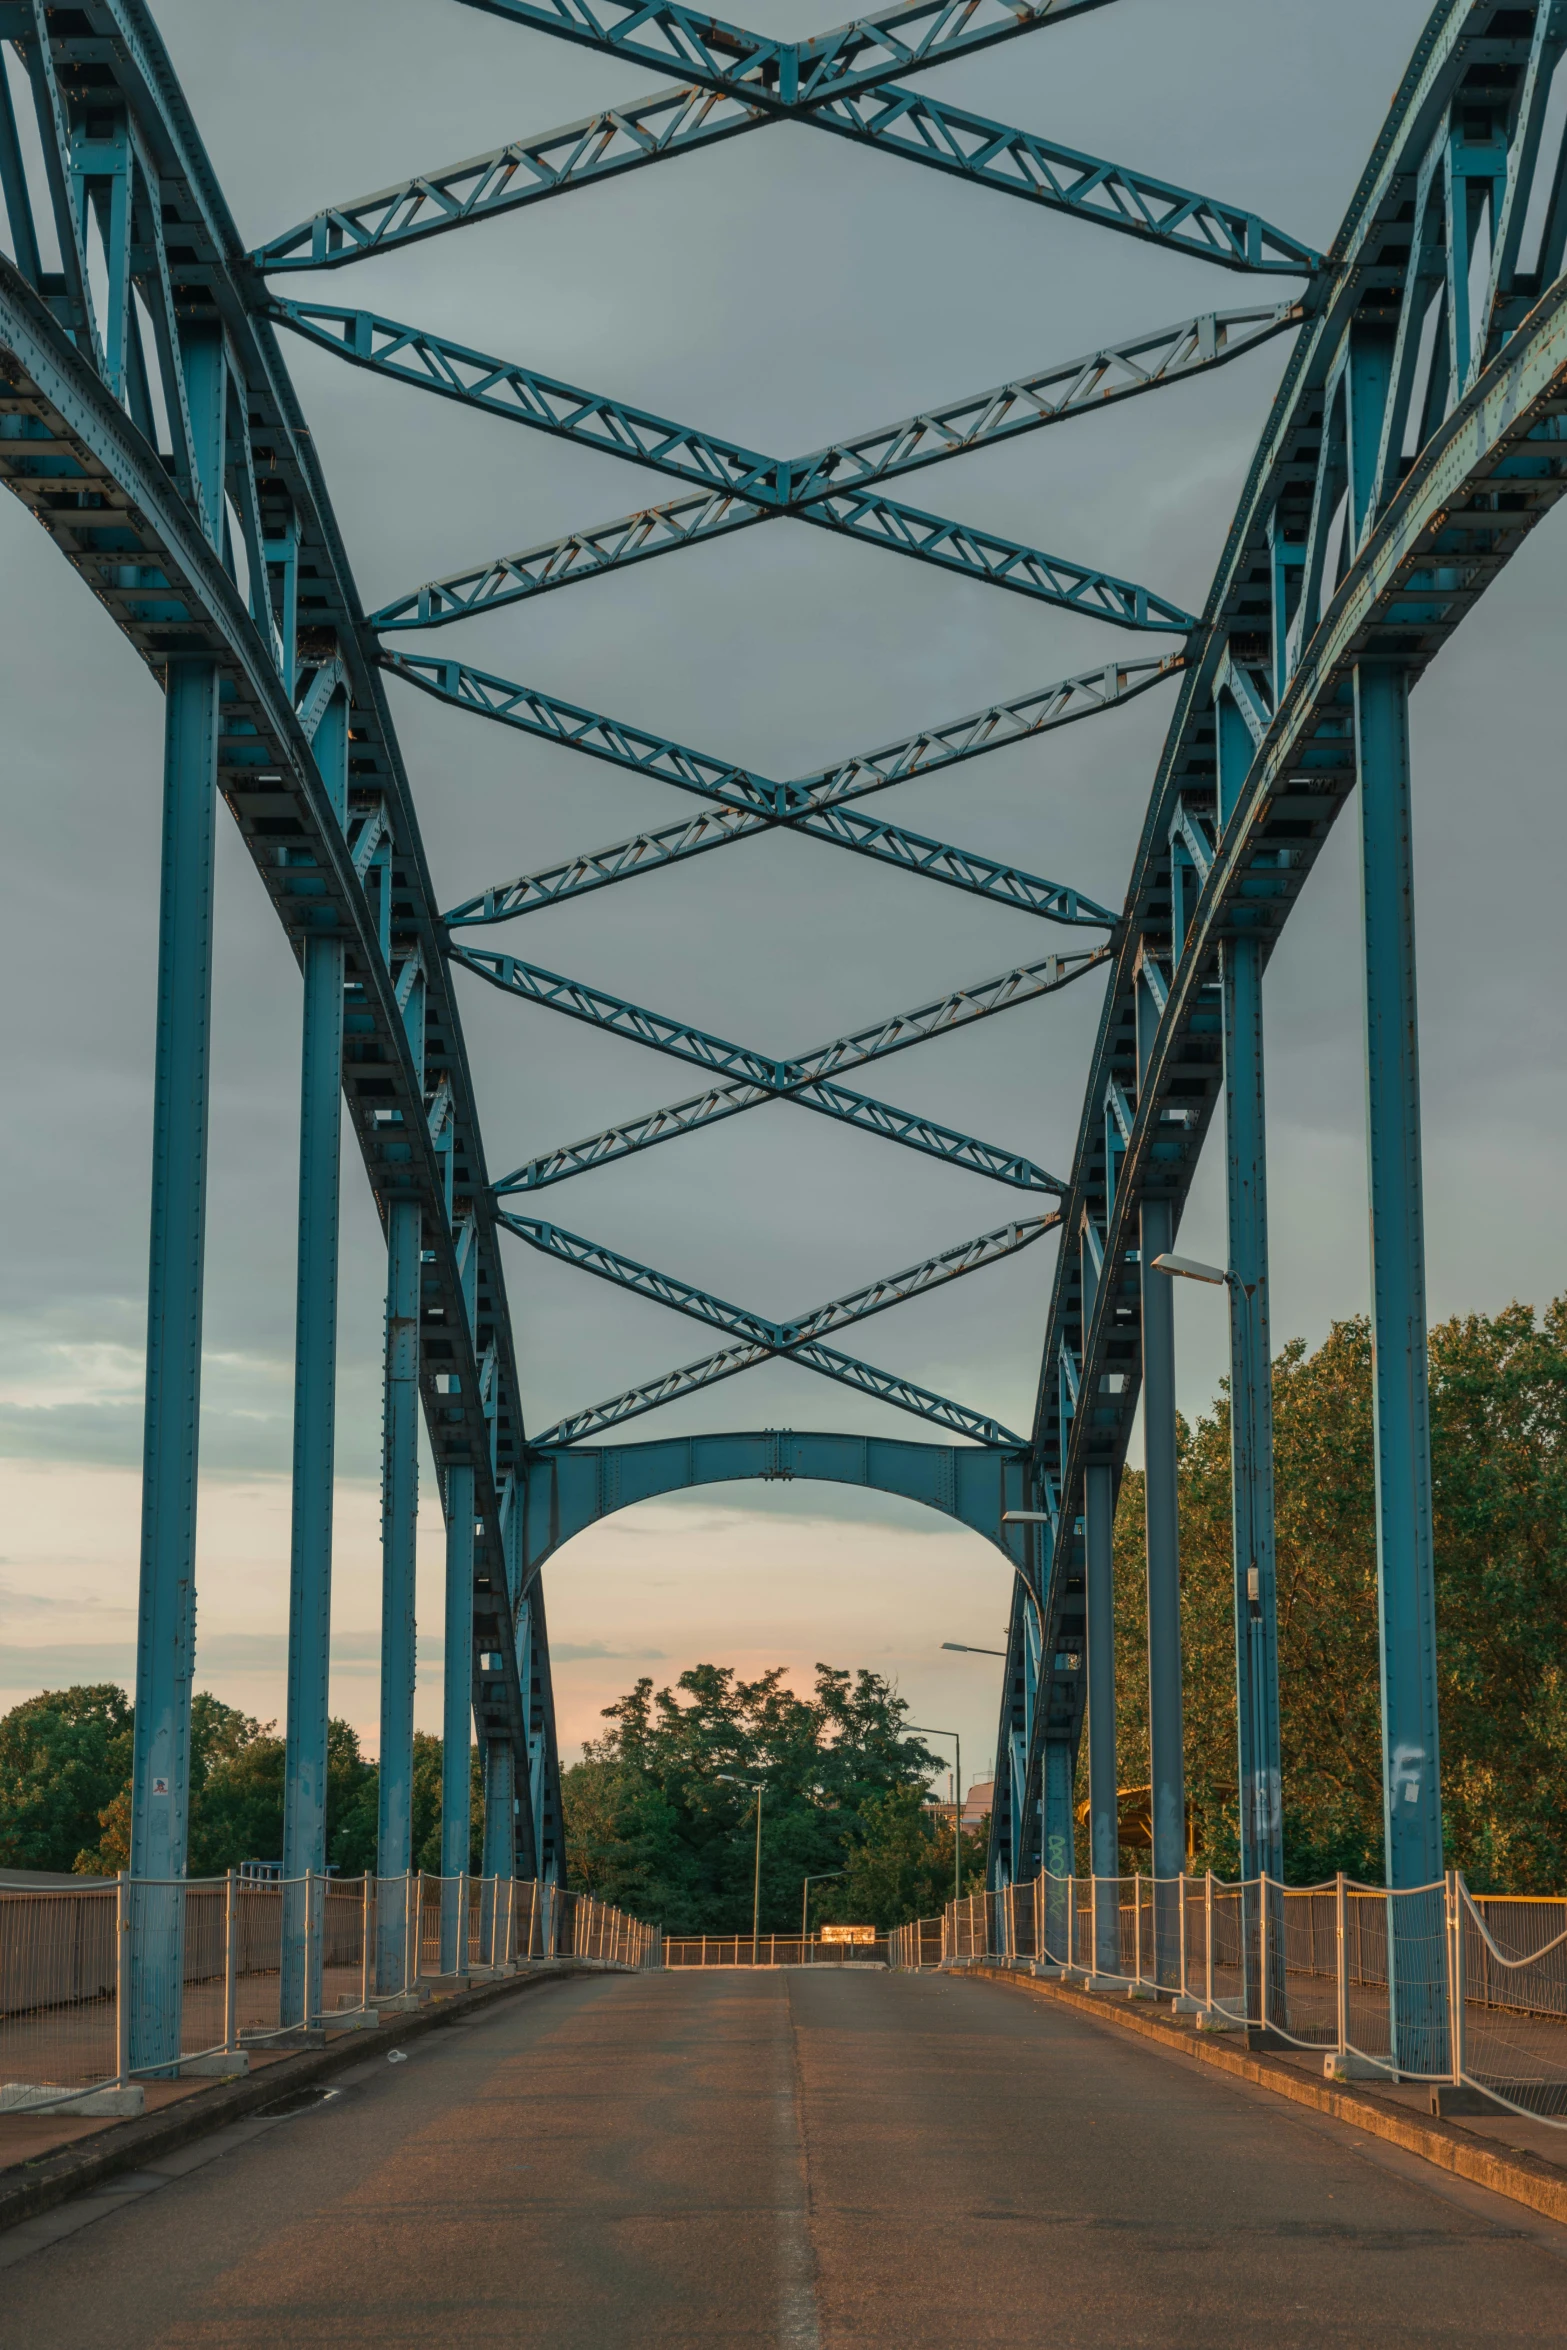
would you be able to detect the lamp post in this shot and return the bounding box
[718,1774,765,1963]
[801,1869,843,1944]
[941,1641,1007,1657]
[906,1727,962,1907]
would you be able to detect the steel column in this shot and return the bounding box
[280,691,348,2027]
[1352,659,1446,2071]
[441,1461,475,1974]
[126,319,227,2075]
[127,652,220,2074]
[376,1197,421,1991]
[1223,933,1284,1884]
[1139,1196,1183,1980]
[1084,1460,1119,1973]
[1042,1738,1073,1960]
[481,1736,515,1962]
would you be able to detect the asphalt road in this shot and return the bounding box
[4,1967,1566,2347]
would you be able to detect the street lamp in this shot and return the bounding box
[718,1774,765,1963]
[941,1642,1006,1656]
[1150,1251,1232,1287]
[801,1869,843,1942]
[906,1726,963,1907]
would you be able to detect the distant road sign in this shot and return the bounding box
[819,1924,877,1945]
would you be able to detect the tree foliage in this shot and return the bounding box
[1110,1300,1567,1889]
[561,1662,940,1933]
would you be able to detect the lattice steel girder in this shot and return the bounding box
[1009,252,1567,1878]
[370,479,1196,632]
[455,0,1111,102]
[447,802,1117,927]
[531,1339,1025,1448]
[989,0,1558,1887]
[388,643,1179,824]
[274,299,1300,511]
[0,240,544,1864]
[503,1206,1052,1443]
[254,59,1319,277]
[464,943,1100,1189]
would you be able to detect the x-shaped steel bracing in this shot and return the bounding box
[506,1204,1055,1445]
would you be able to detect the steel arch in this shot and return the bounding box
[2,0,1564,2032]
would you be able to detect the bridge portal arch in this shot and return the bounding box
[520,1432,1033,1582]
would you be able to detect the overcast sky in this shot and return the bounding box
[2,0,1562,1790]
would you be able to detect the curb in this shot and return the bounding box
[963,1964,1567,2227]
[0,1960,603,2237]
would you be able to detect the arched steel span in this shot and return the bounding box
[1,0,1563,2060]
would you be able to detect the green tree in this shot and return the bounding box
[821,1783,986,1930]
[562,1662,939,1933]
[411,1732,483,1873]
[0,1684,133,1872]
[1109,1300,1567,1890]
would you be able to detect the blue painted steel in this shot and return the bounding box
[377,1198,422,1992]
[389,647,1181,822]
[447,803,1116,930]
[254,27,1319,277]
[502,1209,1050,1445]
[441,1463,476,1973]
[127,314,227,2073]
[9,0,1567,2043]
[1221,937,1282,1887]
[1139,1196,1182,1977]
[467,943,1099,1193]
[1083,1460,1118,1972]
[1353,659,1445,2071]
[280,687,349,2028]
[277,299,1297,512]
[370,485,1195,633]
[520,1430,1030,1586]
[127,652,220,2074]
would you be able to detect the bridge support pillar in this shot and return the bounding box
[377,1198,421,1992]
[128,651,221,2075]
[281,692,348,2029]
[1140,1196,1183,1985]
[1084,1461,1120,1975]
[441,1463,475,1973]
[1223,932,1285,2021]
[1354,660,1446,2073]
[1041,1740,1074,1961]
[481,1737,516,1962]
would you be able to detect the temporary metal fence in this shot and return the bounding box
[883,1869,1567,2127]
[663,1934,889,1967]
[1,1870,655,2110]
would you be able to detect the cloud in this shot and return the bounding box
[549,1643,667,1664]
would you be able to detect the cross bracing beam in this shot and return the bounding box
[453,0,1114,104]
[533,1339,1026,1448]
[385,647,1181,819]
[498,1073,1063,1195]
[273,299,1300,510]
[502,1206,1051,1444]
[462,943,1100,1188]
[370,480,1195,631]
[254,49,1318,279]
[446,803,1118,927]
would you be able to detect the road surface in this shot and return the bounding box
[4,1966,1565,2345]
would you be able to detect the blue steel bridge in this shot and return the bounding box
[1,0,1564,2079]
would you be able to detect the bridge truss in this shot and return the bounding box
[2,0,1564,2055]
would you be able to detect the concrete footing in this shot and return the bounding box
[179,2052,249,2077]
[1,2084,145,2116]
[376,1988,431,2013]
[1322,2048,1389,2081]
